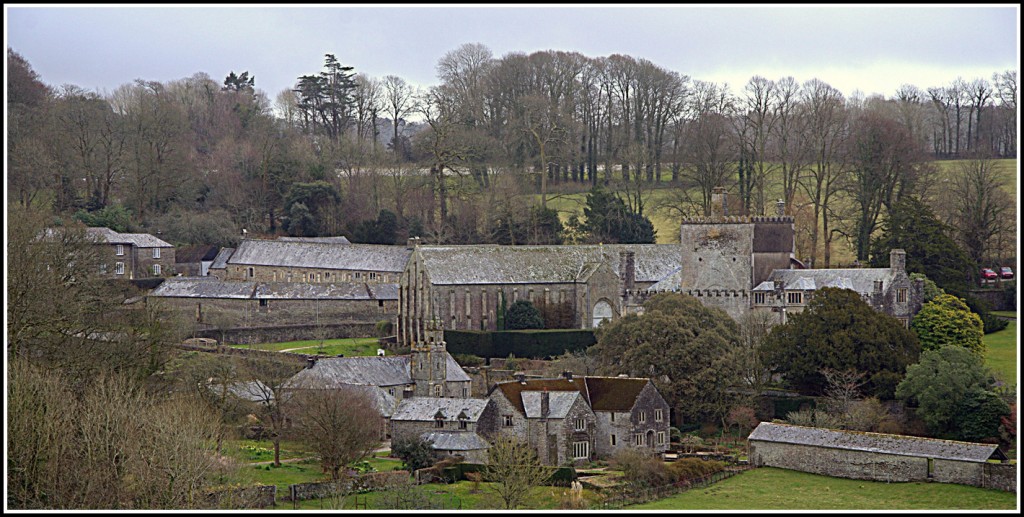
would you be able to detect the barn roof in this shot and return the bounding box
[392,397,490,422]
[210,247,235,269]
[147,278,398,300]
[277,236,352,244]
[149,277,257,299]
[420,431,490,451]
[227,239,410,272]
[285,352,470,389]
[416,244,680,285]
[767,268,894,296]
[748,422,1005,462]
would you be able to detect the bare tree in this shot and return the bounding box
[382,74,418,158]
[681,80,737,216]
[484,436,554,510]
[946,157,1015,280]
[241,356,305,467]
[798,78,848,267]
[290,387,382,480]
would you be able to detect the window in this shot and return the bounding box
[309,273,315,282]
[152,264,161,276]
[610,435,617,446]
[116,244,124,256]
[572,441,589,460]
[325,272,331,280]
[655,409,663,422]
[503,415,514,427]
[899,317,909,328]
[462,387,469,398]
[388,388,396,397]
[99,263,107,274]
[434,419,444,429]
[259,299,268,307]
[247,267,255,278]
[634,434,643,446]
[459,420,468,430]
[787,292,802,304]
[369,272,377,280]
[753,292,766,305]
[657,432,666,445]
[574,418,586,431]
[638,411,646,423]
[434,385,443,397]
[897,288,908,303]
[115,262,125,275]
[355,272,362,279]
[610,412,615,423]
[153,247,160,259]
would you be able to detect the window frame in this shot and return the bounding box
[115,262,125,275]
[503,414,514,427]
[153,247,160,259]
[572,441,589,460]
[116,244,124,256]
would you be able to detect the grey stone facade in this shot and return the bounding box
[87,227,176,279]
[224,239,410,284]
[748,422,1012,491]
[389,397,498,462]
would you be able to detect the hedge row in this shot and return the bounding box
[444,329,596,359]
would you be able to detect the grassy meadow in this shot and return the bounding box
[984,319,1018,387]
[630,467,1017,511]
[231,337,381,356]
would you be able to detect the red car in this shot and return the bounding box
[1000,266,1014,280]
[981,268,998,280]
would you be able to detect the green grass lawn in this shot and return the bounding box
[630,467,1017,510]
[984,320,1017,387]
[991,310,1017,318]
[231,337,381,356]
[222,439,313,463]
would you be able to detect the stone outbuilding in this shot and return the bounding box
[389,397,498,463]
[223,238,411,284]
[748,422,1014,491]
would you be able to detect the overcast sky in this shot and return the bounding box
[5,4,1020,103]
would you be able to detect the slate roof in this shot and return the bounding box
[228,239,411,272]
[285,352,470,390]
[522,391,582,419]
[86,227,174,248]
[278,236,352,244]
[210,248,235,269]
[647,267,682,292]
[490,376,654,415]
[420,431,490,451]
[391,397,490,422]
[767,268,895,296]
[176,244,220,263]
[416,244,681,285]
[148,278,398,300]
[748,422,1004,462]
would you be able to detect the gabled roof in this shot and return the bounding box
[210,247,235,269]
[490,376,654,414]
[176,244,220,263]
[416,244,681,285]
[420,431,490,451]
[767,268,895,296]
[227,239,410,272]
[522,391,582,419]
[278,236,352,244]
[647,267,682,292]
[147,278,398,301]
[392,397,490,422]
[86,227,173,248]
[284,352,470,390]
[748,422,1005,462]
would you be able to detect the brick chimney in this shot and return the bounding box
[407,236,421,249]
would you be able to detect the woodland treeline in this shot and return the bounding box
[6,45,1018,267]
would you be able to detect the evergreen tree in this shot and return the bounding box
[504,300,544,330]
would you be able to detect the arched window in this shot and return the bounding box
[592,299,613,328]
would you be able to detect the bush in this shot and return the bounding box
[391,436,435,473]
[668,458,725,483]
[504,300,544,330]
[375,320,394,337]
[611,449,673,487]
[453,354,484,368]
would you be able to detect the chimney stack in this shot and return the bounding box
[514,372,526,384]
[402,386,415,399]
[776,199,786,217]
[890,249,906,273]
[306,357,317,369]
[561,370,574,382]
[541,389,550,419]
[619,250,636,296]
[407,236,421,249]
[710,187,727,220]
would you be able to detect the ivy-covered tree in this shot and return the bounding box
[504,300,544,330]
[911,294,985,355]
[896,345,1003,439]
[762,287,920,399]
[576,186,655,244]
[869,196,972,294]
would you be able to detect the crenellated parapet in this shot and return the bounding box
[680,215,795,224]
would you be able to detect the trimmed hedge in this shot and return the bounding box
[444,329,596,359]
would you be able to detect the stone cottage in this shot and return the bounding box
[389,397,498,463]
[748,422,1013,491]
[86,227,176,279]
[398,241,681,346]
[487,374,671,465]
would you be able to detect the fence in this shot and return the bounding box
[599,465,754,509]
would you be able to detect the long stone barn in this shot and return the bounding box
[748,422,1014,492]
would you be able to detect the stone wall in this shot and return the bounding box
[204,484,277,509]
[982,462,1017,492]
[155,296,397,330]
[286,471,410,501]
[968,288,1016,312]
[194,322,380,345]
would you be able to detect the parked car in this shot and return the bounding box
[981,268,998,280]
[1000,266,1014,280]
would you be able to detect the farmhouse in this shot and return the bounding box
[85,227,176,279]
[748,422,1014,491]
[487,374,671,465]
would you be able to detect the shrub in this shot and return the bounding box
[391,436,435,473]
[668,458,725,483]
[611,449,673,487]
[453,354,484,367]
[375,320,394,337]
[505,300,544,330]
